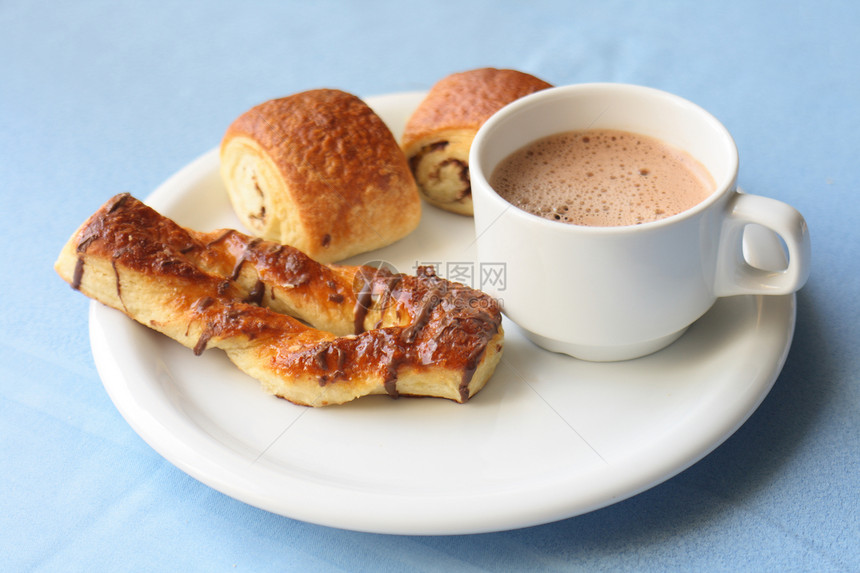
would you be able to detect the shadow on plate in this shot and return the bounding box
[508,286,834,549]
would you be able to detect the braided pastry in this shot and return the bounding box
[220,89,422,263]
[55,194,504,407]
[401,68,552,215]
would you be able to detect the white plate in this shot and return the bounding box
[89,92,796,535]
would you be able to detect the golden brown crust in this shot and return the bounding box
[401,68,552,215]
[402,68,553,147]
[220,89,422,262]
[55,194,503,407]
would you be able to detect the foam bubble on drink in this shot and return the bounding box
[490,129,715,227]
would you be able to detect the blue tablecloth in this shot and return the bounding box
[3,1,858,570]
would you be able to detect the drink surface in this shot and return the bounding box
[490,129,715,227]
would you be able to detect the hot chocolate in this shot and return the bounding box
[489,129,715,226]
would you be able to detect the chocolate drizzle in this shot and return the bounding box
[313,343,348,386]
[246,279,265,305]
[377,276,401,316]
[352,267,403,335]
[195,297,215,311]
[458,344,487,403]
[111,259,128,312]
[193,328,213,356]
[383,369,400,398]
[189,297,216,355]
[314,346,329,371]
[205,229,234,249]
[230,238,262,281]
[347,263,503,401]
[382,342,403,399]
[401,285,444,344]
[59,194,505,406]
[72,258,84,290]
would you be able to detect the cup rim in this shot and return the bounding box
[470,82,740,234]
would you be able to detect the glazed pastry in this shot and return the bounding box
[402,68,552,215]
[220,89,422,263]
[55,194,504,407]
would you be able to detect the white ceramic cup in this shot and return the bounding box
[470,83,811,361]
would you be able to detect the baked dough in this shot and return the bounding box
[55,194,503,407]
[220,89,422,263]
[402,68,552,215]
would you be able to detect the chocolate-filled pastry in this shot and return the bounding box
[55,194,504,407]
[402,68,552,215]
[220,89,422,263]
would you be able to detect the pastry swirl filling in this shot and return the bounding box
[409,141,471,206]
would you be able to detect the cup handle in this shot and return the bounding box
[714,191,811,296]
